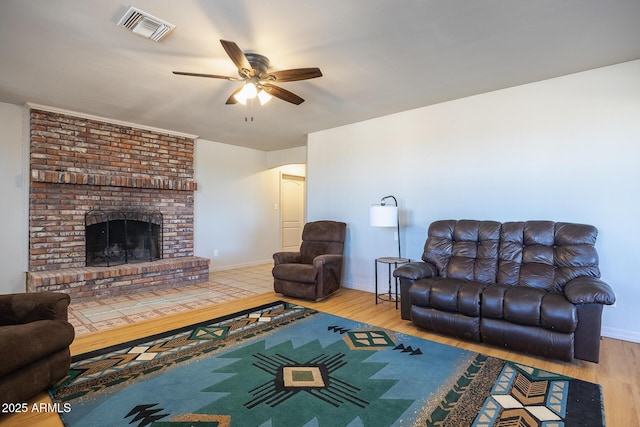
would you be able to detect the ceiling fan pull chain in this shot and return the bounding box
[242,100,254,122]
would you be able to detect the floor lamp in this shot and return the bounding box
[369,195,401,259]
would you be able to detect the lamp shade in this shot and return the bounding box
[369,205,398,227]
[234,82,258,105]
[257,89,272,105]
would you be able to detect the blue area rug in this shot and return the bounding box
[50,301,605,426]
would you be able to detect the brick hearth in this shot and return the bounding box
[27,108,209,300]
[27,257,209,301]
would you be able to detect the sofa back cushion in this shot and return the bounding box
[423,220,501,283]
[299,220,347,264]
[498,221,600,291]
[422,220,601,291]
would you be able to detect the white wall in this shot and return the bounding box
[194,139,283,270]
[0,102,28,293]
[307,60,640,342]
[267,146,306,168]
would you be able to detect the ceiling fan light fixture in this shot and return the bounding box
[243,82,258,99]
[257,90,272,105]
[234,82,259,105]
[234,91,248,105]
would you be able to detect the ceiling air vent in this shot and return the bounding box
[117,7,175,42]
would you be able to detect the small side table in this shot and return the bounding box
[375,257,409,309]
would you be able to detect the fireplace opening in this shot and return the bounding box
[85,210,163,267]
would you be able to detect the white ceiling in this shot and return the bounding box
[1,1,640,151]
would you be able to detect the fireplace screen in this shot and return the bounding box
[85,210,162,267]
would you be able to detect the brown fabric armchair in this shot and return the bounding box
[0,292,75,405]
[273,220,347,301]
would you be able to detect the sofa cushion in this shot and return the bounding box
[423,220,501,283]
[411,306,481,341]
[497,221,601,292]
[431,279,486,316]
[0,319,75,377]
[481,283,510,319]
[503,286,548,326]
[540,292,578,332]
[481,318,574,361]
[409,278,485,317]
[482,285,577,333]
[498,221,557,291]
[408,279,430,308]
[0,292,70,325]
[418,220,602,293]
[299,221,346,264]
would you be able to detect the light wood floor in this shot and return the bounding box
[4,289,639,427]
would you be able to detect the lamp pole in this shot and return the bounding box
[380,195,401,259]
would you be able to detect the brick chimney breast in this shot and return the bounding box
[27,109,209,300]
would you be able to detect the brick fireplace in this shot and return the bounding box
[26,108,209,301]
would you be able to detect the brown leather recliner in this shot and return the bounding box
[273,220,347,301]
[0,292,75,405]
[394,220,616,363]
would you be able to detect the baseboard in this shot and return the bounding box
[341,281,374,294]
[210,260,272,272]
[601,326,640,344]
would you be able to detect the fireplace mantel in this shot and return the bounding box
[31,169,197,191]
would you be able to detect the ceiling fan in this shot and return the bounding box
[173,40,322,106]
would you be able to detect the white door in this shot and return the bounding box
[281,174,305,252]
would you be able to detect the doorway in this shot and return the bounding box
[280,174,306,252]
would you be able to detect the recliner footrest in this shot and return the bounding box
[411,306,481,341]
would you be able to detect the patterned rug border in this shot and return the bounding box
[69,300,294,363]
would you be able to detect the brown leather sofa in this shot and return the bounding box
[0,292,75,405]
[394,220,615,362]
[273,220,346,301]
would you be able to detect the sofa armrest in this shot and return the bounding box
[393,261,438,281]
[314,254,344,299]
[0,292,71,325]
[564,277,616,305]
[273,251,302,265]
[313,254,343,269]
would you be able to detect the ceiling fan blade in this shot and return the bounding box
[225,86,242,105]
[220,40,251,74]
[172,71,239,81]
[262,68,323,82]
[262,84,305,105]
